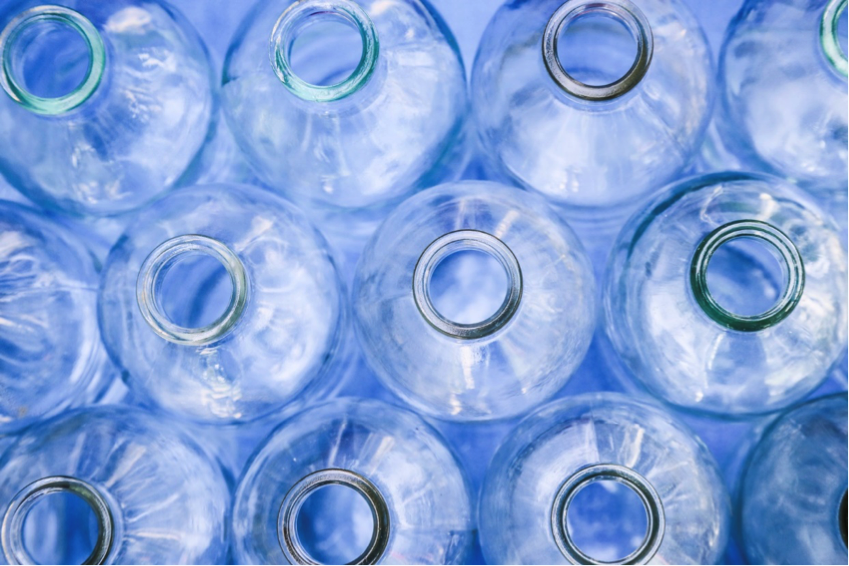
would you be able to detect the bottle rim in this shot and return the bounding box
[689,220,805,332]
[277,468,390,565]
[542,0,653,101]
[550,463,665,565]
[269,0,379,103]
[0,5,105,115]
[1,476,114,565]
[821,0,848,78]
[136,234,249,346]
[412,229,523,340]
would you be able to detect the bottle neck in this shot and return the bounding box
[136,235,249,346]
[269,0,379,103]
[689,220,805,332]
[542,0,653,101]
[551,464,665,565]
[821,0,848,78]
[0,5,105,115]
[1,476,115,565]
[278,468,390,565]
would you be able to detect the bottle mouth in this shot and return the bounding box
[551,464,665,565]
[690,220,805,332]
[136,235,249,346]
[278,469,390,565]
[822,0,848,78]
[412,230,523,340]
[542,0,653,101]
[0,5,105,115]
[1,476,113,565]
[270,0,379,102]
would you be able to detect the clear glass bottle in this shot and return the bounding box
[0,0,214,217]
[738,393,848,564]
[232,397,474,564]
[99,183,348,424]
[471,0,713,246]
[479,393,730,564]
[221,0,468,252]
[353,181,596,422]
[0,201,113,432]
[0,405,230,564]
[604,172,848,416]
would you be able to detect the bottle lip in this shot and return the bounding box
[0,5,105,115]
[136,234,249,346]
[269,0,379,103]
[550,463,665,565]
[277,468,390,565]
[542,0,653,101]
[689,220,805,333]
[1,476,114,565]
[412,229,523,340]
[821,0,848,78]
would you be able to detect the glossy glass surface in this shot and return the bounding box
[353,181,596,421]
[232,397,473,564]
[739,393,848,564]
[0,406,230,564]
[479,393,730,564]
[0,201,112,432]
[605,173,847,416]
[99,183,348,424]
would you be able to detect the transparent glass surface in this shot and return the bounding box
[222,0,468,241]
[232,397,473,564]
[479,393,730,565]
[471,0,713,218]
[718,0,848,197]
[0,406,230,564]
[604,172,848,416]
[0,0,214,217]
[99,183,347,424]
[0,201,112,432]
[739,393,848,564]
[353,181,596,421]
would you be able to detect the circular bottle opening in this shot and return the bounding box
[690,221,805,332]
[294,484,376,564]
[822,0,848,77]
[270,0,379,102]
[413,230,523,340]
[565,479,650,563]
[0,6,105,114]
[136,235,249,346]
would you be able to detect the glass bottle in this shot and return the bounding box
[604,172,848,416]
[738,393,848,564]
[0,0,214,217]
[479,392,730,564]
[353,181,596,422]
[471,0,713,257]
[0,405,230,564]
[99,183,349,424]
[232,397,474,564]
[221,0,468,255]
[0,201,113,432]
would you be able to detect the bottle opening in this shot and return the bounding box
[1,477,112,566]
[556,9,639,87]
[270,0,379,102]
[278,469,390,565]
[822,0,848,77]
[839,489,847,548]
[552,464,664,565]
[413,230,523,340]
[690,220,804,332]
[295,483,376,564]
[565,478,650,563]
[0,6,105,114]
[543,0,652,101]
[428,247,510,326]
[136,235,248,346]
